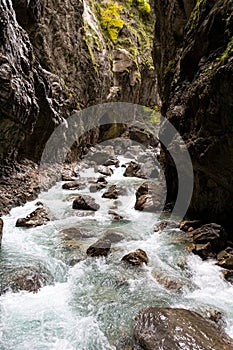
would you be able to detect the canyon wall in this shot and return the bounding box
[153,0,233,227]
[0,0,159,214]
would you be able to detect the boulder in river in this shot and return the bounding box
[0,266,52,294]
[180,220,203,232]
[58,227,93,240]
[154,220,179,232]
[104,158,119,167]
[0,218,3,247]
[101,229,124,243]
[151,269,184,291]
[134,194,160,212]
[192,223,227,253]
[102,185,118,199]
[72,195,100,211]
[97,165,113,176]
[86,238,111,257]
[62,180,86,190]
[123,161,146,178]
[133,307,233,350]
[16,207,50,228]
[135,181,165,212]
[122,249,148,266]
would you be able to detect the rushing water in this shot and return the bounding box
[1,155,233,350]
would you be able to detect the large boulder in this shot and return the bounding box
[192,223,227,253]
[0,266,52,294]
[72,195,100,211]
[86,238,111,257]
[135,181,165,212]
[16,207,50,228]
[133,307,233,350]
[122,249,148,266]
[0,218,3,247]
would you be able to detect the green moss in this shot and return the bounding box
[99,2,124,43]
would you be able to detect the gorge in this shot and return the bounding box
[0,0,233,349]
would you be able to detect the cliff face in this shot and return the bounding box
[0,0,159,214]
[0,0,159,167]
[153,0,233,228]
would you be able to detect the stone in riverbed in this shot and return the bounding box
[86,238,111,257]
[151,269,184,291]
[58,227,93,240]
[192,242,216,260]
[154,220,179,232]
[133,307,233,350]
[16,207,50,228]
[72,195,100,211]
[135,181,165,212]
[122,249,148,266]
[97,165,113,176]
[104,158,119,167]
[101,229,124,243]
[62,180,85,190]
[0,266,52,294]
[123,161,146,178]
[192,223,227,253]
[102,185,118,199]
[0,218,3,247]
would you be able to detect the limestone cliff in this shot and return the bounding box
[153,0,233,228]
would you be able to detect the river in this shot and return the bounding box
[1,148,233,350]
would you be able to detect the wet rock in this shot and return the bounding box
[58,227,92,240]
[86,238,111,257]
[104,158,119,167]
[108,210,124,221]
[133,307,233,350]
[102,185,118,199]
[97,165,113,176]
[89,183,107,193]
[16,207,50,228]
[0,218,3,247]
[62,181,86,190]
[123,162,146,178]
[154,220,179,232]
[192,242,216,260]
[122,249,148,266]
[223,270,233,283]
[72,195,100,211]
[151,269,184,291]
[1,266,52,294]
[216,255,233,269]
[180,220,203,232]
[87,150,115,165]
[102,229,124,243]
[192,223,227,253]
[135,181,165,212]
[134,194,160,212]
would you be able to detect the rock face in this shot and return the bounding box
[72,195,100,211]
[0,0,160,216]
[153,0,233,228]
[133,307,233,350]
[0,218,3,247]
[16,207,50,228]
